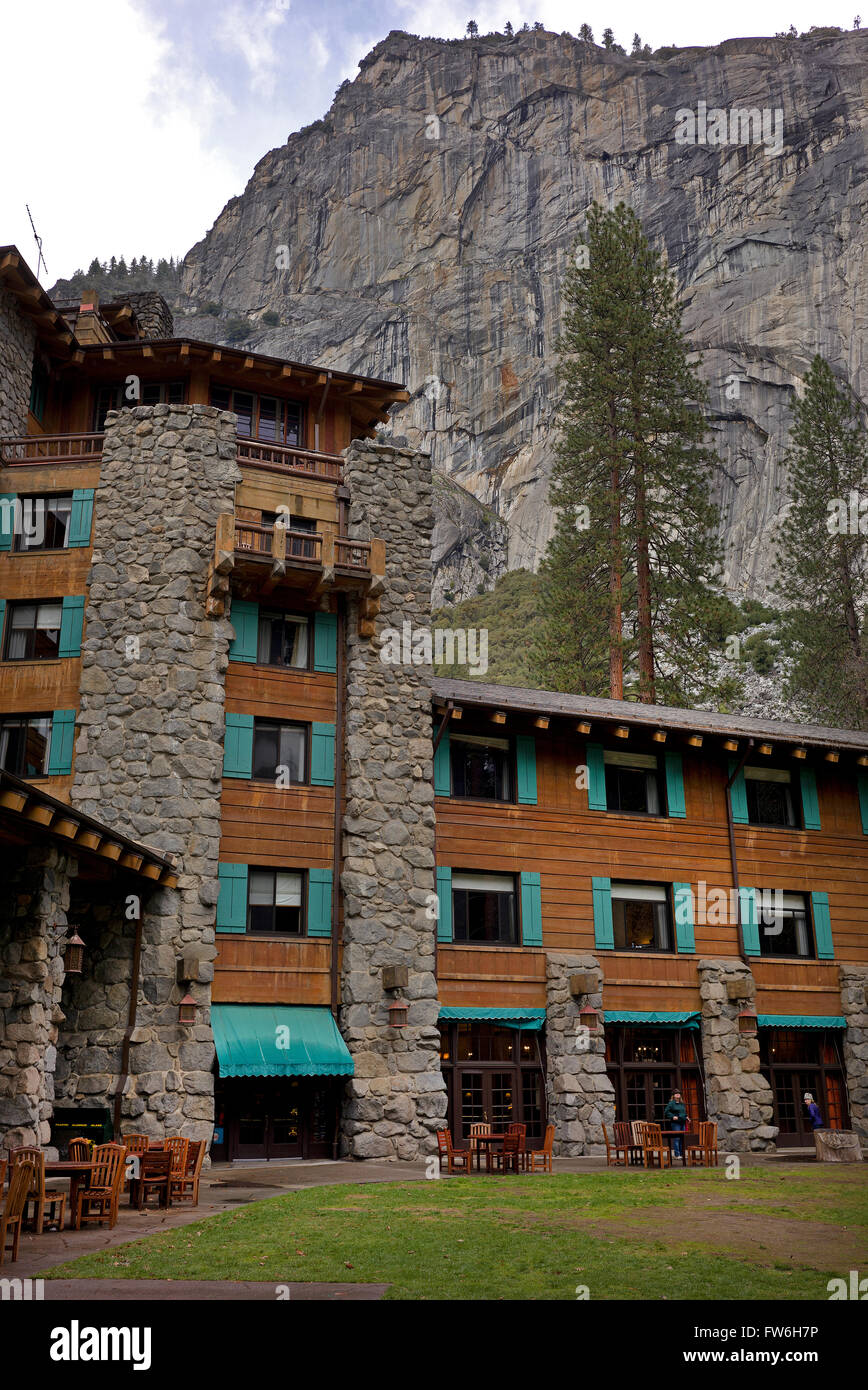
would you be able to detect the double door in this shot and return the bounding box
[215,1078,335,1160]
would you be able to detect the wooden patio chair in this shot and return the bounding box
[10,1147,66,1235]
[121,1134,150,1157]
[637,1122,672,1169]
[165,1137,189,1178]
[468,1122,492,1161]
[438,1129,470,1174]
[602,1124,630,1167]
[170,1140,205,1206]
[73,1143,126,1230]
[614,1121,641,1166]
[68,1137,93,1161]
[130,1150,173,1210]
[686,1121,719,1168]
[0,1160,35,1265]
[527,1124,555,1173]
[489,1131,521,1174]
[507,1122,528,1171]
[0,1158,6,1192]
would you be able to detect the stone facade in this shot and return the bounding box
[68,403,239,1143]
[545,953,614,1155]
[0,283,36,439]
[338,437,447,1159]
[125,292,174,340]
[697,959,777,1151]
[0,846,74,1155]
[839,964,868,1143]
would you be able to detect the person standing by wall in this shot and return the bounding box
[803,1092,824,1130]
[664,1090,688,1157]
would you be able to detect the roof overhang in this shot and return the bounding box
[0,770,179,885]
[0,246,78,360]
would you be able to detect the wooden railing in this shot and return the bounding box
[236,437,343,483]
[335,537,373,570]
[0,433,104,465]
[234,523,322,563]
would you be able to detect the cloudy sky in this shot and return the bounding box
[2,0,859,282]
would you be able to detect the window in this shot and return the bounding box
[745,766,796,828]
[256,610,309,668]
[12,495,73,552]
[210,386,302,446]
[452,872,518,944]
[29,362,49,423]
[248,869,304,934]
[93,381,184,431]
[252,720,307,784]
[611,882,672,951]
[450,734,512,801]
[4,601,62,660]
[604,750,662,815]
[263,510,318,560]
[758,891,813,958]
[0,714,52,776]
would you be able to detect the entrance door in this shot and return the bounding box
[227,1079,306,1160]
[772,1070,821,1147]
[455,1070,516,1139]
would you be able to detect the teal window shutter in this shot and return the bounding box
[591,876,614,949]
[223,713,253,778]
[728,759,748,824]
[0,494,16,551]
[217,863,248,932]
[673,882,695,953]
[665,752,686,819]
[739,886,760,955]
[311,722,336,786]
[799,768,821,831]
[228,599,259,663]
[810,891,834,960]
[520,871,543,945]
[515,735,538,806]
[434,731,451,796]
[586,742,607,811]
[307,868,333,937]
[313,611,338,673]
[858,772,868,834]
[68,489,95,547]
[58,596,86,658]
[47,709,76,775]
[436,866,453,943]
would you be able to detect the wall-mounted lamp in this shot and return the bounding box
[388,998,409,1028]
[737,1009,758,1036]
[63,929,86,975]
[178,993,197,1026]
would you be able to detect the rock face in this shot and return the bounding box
[181,27,868,603]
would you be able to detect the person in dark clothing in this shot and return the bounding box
[803,1092,824,1129]
[664,1090,688,1157]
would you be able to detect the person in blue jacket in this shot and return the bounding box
[803,1092,824,1129]
[663,1090,688,1157]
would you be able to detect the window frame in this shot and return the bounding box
[92,380,185,432]
[0,712,53,777]
[3,599,63,662]
[451,871,520,946]
[246,866,307,937]
[756,890,816,960]
[256,608,312,671]
[448,733,515,804]
[743,765,799,830]
[209,384,304,447]
[603,750,664,817]
[251,718,310,786]
[610,880,675,954]
[11,494,74,553]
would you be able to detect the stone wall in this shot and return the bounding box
[697,959,777,1152]
[839,964,868,1142]
[0,846,74,1155]
[338,437,447,1159]
[545,953,614,1155]
[125,292,174,340]
[0,283,36,439]
[68,403,239,1142]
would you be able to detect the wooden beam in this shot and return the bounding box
[210,349,222,363]
[652,730,667,743]
[102,349,115,361]
[99,842,123,862]
[791,747,807,760]
[613,726,630,739]
[534,716,550,730]
[857,755,868,768]
[758,743,773,756]
[53,818,80,840]
[576,721,592,735]
[120,851,144,871]
[26,805,55,827]
[450,706,462,720]
[140,863,163,881]
[0,789,28,812]
[491,711,507,724]
[243,356,255,370]
[179,343,190,358]
[75,829,102,851]
[687,734,703,748]
[824,750,840,763]
[722,739,739,752]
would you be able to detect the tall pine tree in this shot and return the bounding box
[773,355,868,727]
[533,202,727,705]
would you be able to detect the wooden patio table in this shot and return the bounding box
[471,1133,505,1172]
[658,1129,697,1168]
[43,1160,95,1228]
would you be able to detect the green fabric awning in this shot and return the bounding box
[212,1004,354,1077]
[603,1010,700,1030]
[439,1007,546,1032]
[757,1015,846,1030]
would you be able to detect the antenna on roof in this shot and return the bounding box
[25,204,47,280]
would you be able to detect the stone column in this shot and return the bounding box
[545,952,614,1155]
[697,958,777,1151]
[0,846,74,1155]
[338,437,447,1159]
[0,283,37,438]
[839,964,868,1143]
[70,403,239,1143]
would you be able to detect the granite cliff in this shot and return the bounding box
[179,27,868,607]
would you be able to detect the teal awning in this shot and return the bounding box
[212,1005,354,1077]
[758,1015,846,1030]
[439,1007,546,1032]
[603,1010,700,1030]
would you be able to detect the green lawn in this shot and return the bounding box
[41,1167,867,1301]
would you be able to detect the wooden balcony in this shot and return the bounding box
[0,433,104,465]
[205,514,385,615]
[236,437,342,484]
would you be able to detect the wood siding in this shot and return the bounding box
[213,937,331,1005]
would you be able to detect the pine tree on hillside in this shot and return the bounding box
[773,356,868,727]
[533,202,727,706]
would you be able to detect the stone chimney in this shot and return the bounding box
[74,292,113,345]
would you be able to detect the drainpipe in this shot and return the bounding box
[330,596,346,1159]
[314,371,332,453]
[431,703,453,988]
[113,908,144,1138]
[725,739,755,966]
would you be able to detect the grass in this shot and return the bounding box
[39,1166,868,1301]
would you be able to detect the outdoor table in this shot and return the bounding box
[658,1129,697,1168]
[43,1160,95,1228]
[472,1133,505,1172]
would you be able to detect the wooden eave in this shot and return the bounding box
[0,246,77,360]
[0,770,179,885]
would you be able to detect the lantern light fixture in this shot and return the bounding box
[178,992,197,1026]
[63,930,86,976]
[737,1008,758,1036]
[388,998,409,1029]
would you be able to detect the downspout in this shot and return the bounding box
[113,908,144,1138]
[431,702,453,989]
[314,371,332,453]
[330,595,346,1159]
[725,739,755,966]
